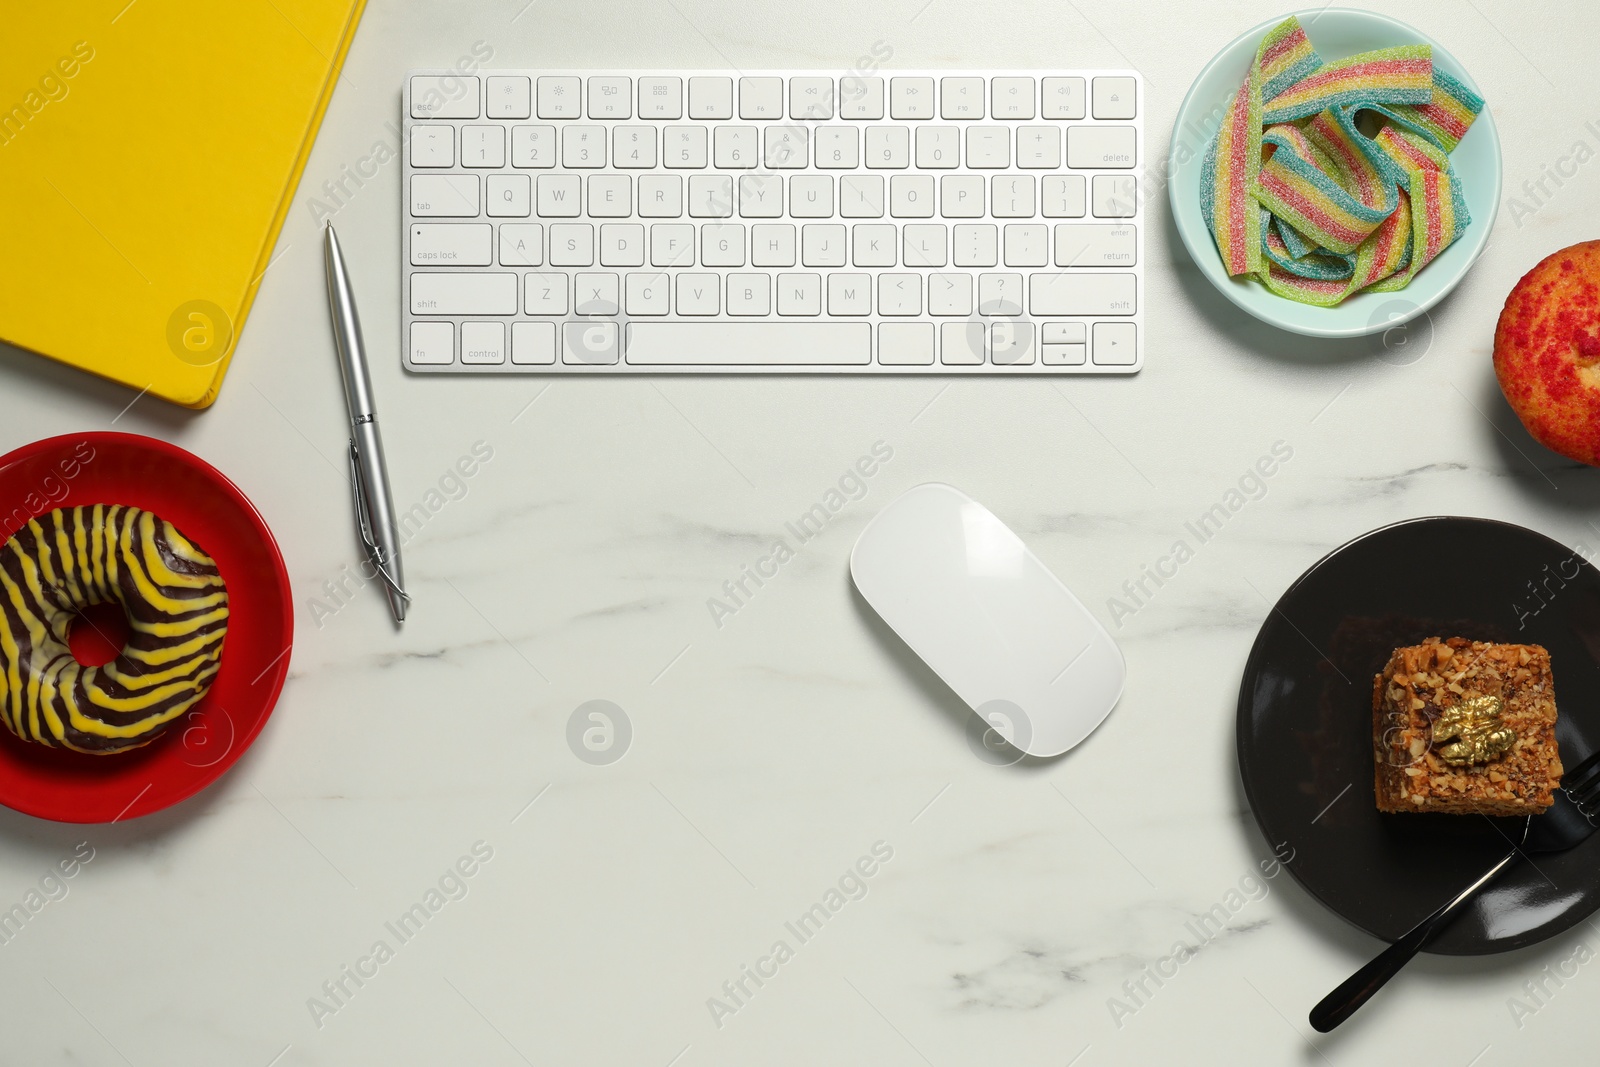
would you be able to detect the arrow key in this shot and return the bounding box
[1092,321,1137,366]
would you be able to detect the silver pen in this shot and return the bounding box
[324,222,409,624]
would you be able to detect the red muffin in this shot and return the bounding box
[1494,240,1600,467]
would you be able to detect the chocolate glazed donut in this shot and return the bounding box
[0,505,229,754]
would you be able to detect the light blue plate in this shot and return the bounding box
[1168,8,1502,338]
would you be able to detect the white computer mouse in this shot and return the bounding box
[850,482,1125,758]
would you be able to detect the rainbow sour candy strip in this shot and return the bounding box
[1254,112,1400,254]
[1361,68,1485,152]
[1201,17,1318,276]
[1261,44,1434,124]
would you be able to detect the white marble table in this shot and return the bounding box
[3,0,1599,1062]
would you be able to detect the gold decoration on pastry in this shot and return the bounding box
[1432,694,1516,766]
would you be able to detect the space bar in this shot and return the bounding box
[626,322,872,365]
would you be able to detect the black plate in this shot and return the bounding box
[1237,516,1600,954]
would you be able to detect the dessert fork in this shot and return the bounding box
[1311,747,1600,1032]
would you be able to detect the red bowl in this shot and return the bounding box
[0,432,293,822]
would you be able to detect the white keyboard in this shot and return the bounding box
[402,70,1143,374]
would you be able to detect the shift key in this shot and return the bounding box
[1029,272,1136,315]
[410,272,518,315]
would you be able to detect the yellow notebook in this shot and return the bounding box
[0,0,366,408]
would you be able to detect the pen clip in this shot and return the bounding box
[348,439,411,606]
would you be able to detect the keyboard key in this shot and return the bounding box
[626,272,671,315]
[1003,224,1048,266]
[588,76,631,118]
[575,272,620,314]
[1028,272,1136,315]
[790,175,832,218]
[853,224,896,266]
[626,322,871,364]
[613,126,657,168]
[953,223,998,266]
[989,320,1035,365]
[511,125,555,168]
[890,77,935,119]
[890,175,935,218]
[688,76,734,119]
[764,126,809,169]
[727,273,771,315]
[1092,175,1137,218]
[1042,174,1087,217]
[639,77,683,119]
[701,223,745,266]
[487,76,531,119]
[487,174,531,217]
[776,272,821,314]
[562,125,606,167]
[978,272,1022,315]
[599,224,645,266]
[815,127,859,169]
[1092,77,1136,119]
[1054,223,1137,266]
[865,126,910,169]
[461,321,506,364]
[1068,126,1136,169]
[524,272,569,314]
[1041,77,1085,119]
[966,127,1009,168]
[409,321,454,364]
[752,224,797,266]
[714,126,758,169]
[802,224,847,266]
[536,174,580,217]
[739,174,785,218]
[639,174,683,217]
[941,175,985,218]
[536,76,581,118]
[565,321,619,364]
[1093,321,1137,365]
[928,272,973,315]
[879,322,934,365]
[511,321,557,364]
[828,273,871,315]
[549,223,594,265]
[991,175,1035,218]
[839,76,885,119]
[1016,127,1061,168]
[940,77,984,119]
[411,76,479,118]
[1042,322,1086,343]
[739,77,784,119]
[941,321,985,364]
[877,273,920,315]
[688,174,734,217]
[410,272,517,315]
[461,125,504,167]
[990,77,1035,119]
[664,126,709,168]
[588,174,631,217]
[790,77,834,120]
[677,273,721,314]
[410,223,491,266]
[903,225,947,267]
[410,174,479,216]
[841,174,884,217]
[1043,342,1087,366]
[498,223,542,266]
[916,127,959,169]
[651,224,695,266]
[409,125,453,167]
